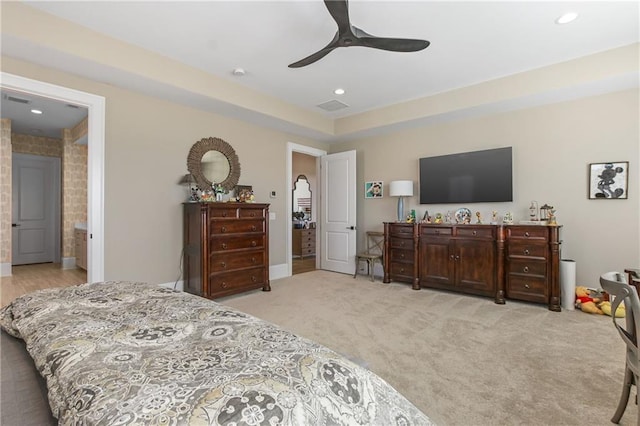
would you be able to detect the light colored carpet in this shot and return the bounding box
[221,270,637,426]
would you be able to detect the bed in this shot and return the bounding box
[1,281,433,425]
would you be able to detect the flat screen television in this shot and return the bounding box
[419,147,513,204]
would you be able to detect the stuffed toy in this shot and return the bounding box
[575,286,604,315]
[599,300,626,318]
[575,286,626,317]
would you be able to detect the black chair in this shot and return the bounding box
[599,271,640,425]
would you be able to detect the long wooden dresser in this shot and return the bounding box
[383,222,562,311]
[183,202,270,299]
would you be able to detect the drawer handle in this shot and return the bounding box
[523,266,530,273]
[251,241,257,247]
[400,268,405,273]
[251,276,257,282]
[450,255,454,260]
[221,262,226,268]
[221,243,228,250]
[221,282,228,288]
[524,283,530,289]
[399,241,404,246]
[222,212,228,217]
[251,225,257,231]
[250,212,256,217]
[400,253,405,259]
[524,232,530,237]
[523,249,530,255]
[435,230,440,235]
[455,255,460,261]
[472,230,477,236]
[221,226,227,233]
[251,257,256,264]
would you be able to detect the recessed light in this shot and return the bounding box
[30,109,43,114]
[232,68,246,76]
[556,12,578,24]
[334,88,345,95]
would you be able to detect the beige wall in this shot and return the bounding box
[331,89,640,287]
[1,56,325,284]
[2,58,637,288]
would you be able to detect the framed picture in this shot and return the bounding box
[235,185,253,202]
[364,181,383,198]
[588,162,628,199]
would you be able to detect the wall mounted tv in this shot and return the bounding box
[419,147,513,204]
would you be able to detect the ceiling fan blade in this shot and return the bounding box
[357,37,430,52]
[324,0,351,34]
[288,46,337,68]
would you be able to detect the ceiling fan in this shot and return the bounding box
[288,0,430,68]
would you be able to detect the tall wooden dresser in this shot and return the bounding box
[183,202,270,299]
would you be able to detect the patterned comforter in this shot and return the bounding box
[0,281,433,425]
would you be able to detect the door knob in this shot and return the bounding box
[11,223,20,227]
[346,226,355,230]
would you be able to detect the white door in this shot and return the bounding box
[320,150,356,274]
[12,153,60,265]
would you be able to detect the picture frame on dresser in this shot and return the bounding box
[588,161,628,199]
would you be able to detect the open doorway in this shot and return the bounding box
[1,72,105,283]
[286,143,326,277]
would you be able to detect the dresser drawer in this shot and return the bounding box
[390,237,414,250]
[420,226,453,237]
[507,242,547,259]
[506,226,548,241]
[239,208,266,219]
[389,224,415,236]
[210,235,265,252]
[507,275,547,303]
[209,251,264,272]
[208,206,239,218]
[390,262,414,280]
[390,248,413,263]
[508,259,547,276]
[300,247,315,256]
[209,219,264,234]
[456,227,494,238]
[209,267,266,294]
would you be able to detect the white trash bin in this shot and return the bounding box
[560,259,577,311]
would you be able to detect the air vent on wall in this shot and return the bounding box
[5,95,30,104]
[316,99,349,112]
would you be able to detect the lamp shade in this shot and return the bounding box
[389,180,413,197]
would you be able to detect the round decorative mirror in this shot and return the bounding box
[187,137,241,191]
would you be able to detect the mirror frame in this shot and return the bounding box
[187,137,241,191]
[292,174,312,220]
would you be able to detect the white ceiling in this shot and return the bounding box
[2,1,639,141]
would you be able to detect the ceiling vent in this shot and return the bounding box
[5,95,30,104]
[316,99,349,112]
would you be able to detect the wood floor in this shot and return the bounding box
[0,263,87,308]
[292,256,316,275]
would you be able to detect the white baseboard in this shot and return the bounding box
[1,263,12,277]
[270,263,288,281]
[61,257,76,270]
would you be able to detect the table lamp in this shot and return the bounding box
[389,180,413,222]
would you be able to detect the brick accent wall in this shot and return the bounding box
[0,119,11,264]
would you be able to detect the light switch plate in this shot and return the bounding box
[270,191,276,198]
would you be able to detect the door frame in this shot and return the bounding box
[1,72,106,283]
[286,142,327,277]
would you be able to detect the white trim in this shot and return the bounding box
[286,143,327,277]
[0,263,11,277]
[159,280,184,292]
[269,262,288,281]
[1,72,106,283]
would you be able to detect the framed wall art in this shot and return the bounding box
[364,181,383,198]
[588,162,628,199]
